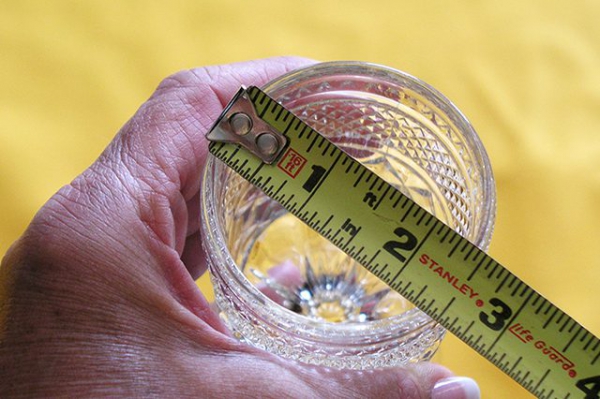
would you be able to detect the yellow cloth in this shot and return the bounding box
[1,1,599,397]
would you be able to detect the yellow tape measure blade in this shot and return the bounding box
[207,86,600,399]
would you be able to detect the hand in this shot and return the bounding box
[0,57,480,398]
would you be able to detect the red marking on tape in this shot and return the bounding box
[278,148,306,178]
[509,323,578,377]
[419,254,481,302]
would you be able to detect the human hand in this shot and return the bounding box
[0,57,480,398]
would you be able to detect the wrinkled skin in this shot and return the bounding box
[0,57,454,398]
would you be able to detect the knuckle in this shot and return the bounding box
[155,68,199,93]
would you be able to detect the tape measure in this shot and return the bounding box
[206,86,599,399]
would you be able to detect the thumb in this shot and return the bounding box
[310,362,478,399]
[237,357,478,399]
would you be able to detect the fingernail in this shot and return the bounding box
[432,377,480,399]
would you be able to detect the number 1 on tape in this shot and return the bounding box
[206,86,600,399]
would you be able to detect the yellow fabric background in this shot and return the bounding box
[1,1,599,397]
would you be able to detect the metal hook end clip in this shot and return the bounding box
[205,87,288,164]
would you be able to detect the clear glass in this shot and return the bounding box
[201,61,496,369]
